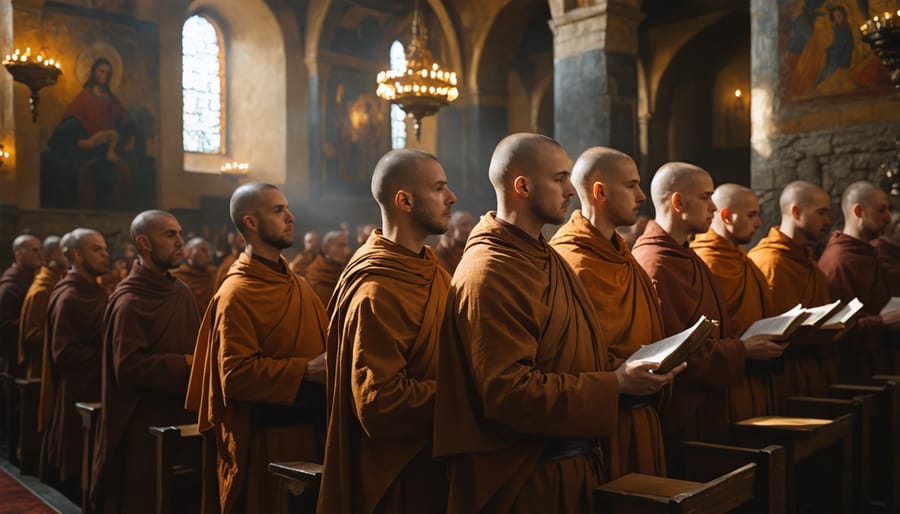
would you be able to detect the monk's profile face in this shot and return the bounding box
[678,174,716,235]
[189,242,212,269]
[727,194,762,245]
[795,191,831,242]
[253,189,294,250]
[527,144,576,226]
[143,216,185,270]
[452,214,474,244]
[410,159,456,235]
[356,224,376,247]
[304,231,321,254]
[603,158,646,227]
[324,233,350,265]
[76,234,110,277]
[16,237,43,272]
[857,190,891,240]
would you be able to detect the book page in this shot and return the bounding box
[627,316,707,365]
[881,297,900,315]
[741,304,805,339]
[822,297,864,328]
[802,299,843,327]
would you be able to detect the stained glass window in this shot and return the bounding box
[183,15,224,154]
[390,40,407,150]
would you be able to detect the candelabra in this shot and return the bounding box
[2,48,62,122]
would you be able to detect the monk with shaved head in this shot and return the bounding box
[289,230,321,277]
[18,235,68,380]
[690,184,780,421]
[172,237,216,310]
[748,180,834,397]
[186,182,327,514]
[91,210,201,514]
[319,149,456,514]
[39,228,108,496]
[632,163,782,471]
[435,134,659,513]
[1,234,42,375]
[305,229,351,305]
[818,181,899,381]
[873,211,900,295]
[550,147,683,479]
[435,210,474,274]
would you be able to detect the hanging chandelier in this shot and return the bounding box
[376,0,458,141]
[3,47,62,122]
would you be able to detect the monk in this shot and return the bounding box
[305,230,350,305]
[435,211,473,275]
[873,212,900,295]
[550,147,685,478]
[318,150,456,514]
[632,163,782,469]
[289,230,321,277]
[818,181,900,381]
[18,235,67,379]
[186,182,328,514]
[172,237,216,311]
[434,133,676,514]
[1,234,42,375]
[91,211,200,514]
[356,223,376,249]
[215,231,244,289]
[748,180,834,397]
[690,184,779,421]
[39,229,108,496]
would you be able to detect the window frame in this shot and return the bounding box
[182,12,227,156]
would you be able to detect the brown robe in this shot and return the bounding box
[319,231,450,514]
[549,210,667,478]
[305,254,344,306]
[172,262,216,312]
[632,221,746,467]
[91,261,200,514]
[818,231,892,381]
[39,271,107,482]
[18,266,63,378]
[434,239,464,275]
[748,227,833,397]
[186,252,327,514]
[434,213,619,514]
[872,237,900,296]
[215,252,238,290]
[289,250,318,277]
[0,263,35,375]
[691,228,778,422]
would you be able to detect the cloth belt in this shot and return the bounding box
[540,438,595,462]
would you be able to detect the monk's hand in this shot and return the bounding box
[304,352,327,384]
[881,309,900,330]
[614,361,681,396]
[742,334,785,360]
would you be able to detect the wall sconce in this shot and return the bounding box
[0,144,9,169]
[3,47,62,123]
[220,161,249,181]
[733,89,744,109]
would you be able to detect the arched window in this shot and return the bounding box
[389,40,407,150]
[182,15,224,154]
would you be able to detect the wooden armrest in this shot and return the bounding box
[149,424,201,438]
[599,473,704,501]
[683,441,782,481]
[14,378,41,386]
[75,401,102,413]
[267,461,323,481]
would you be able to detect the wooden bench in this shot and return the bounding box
[267,461,323,514]
[149,424,203,514]
[14,378,41,475]
[75,401,101,514]
[869,375,900,510]
[1,371,19,467]
[597,443,785,514]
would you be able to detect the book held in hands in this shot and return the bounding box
[625,316,718,374]
[740,304,809,341]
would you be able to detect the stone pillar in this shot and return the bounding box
[550,0,641,159]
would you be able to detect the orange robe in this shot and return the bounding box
[818,231,891,381]
[215,252,239,290]
[289,250,318,277]
[304,255,344,306]
[39,272,106,483]
[91,261,200,514]
[872,238,900,296]
[18,266,63,378]
[172,263,216,312]
[748,227,833,397]
[691,229,778,421]
[632,221,746,469]
[434,212,619,514]
[186,253,327,514]
[0,263,35,375]
[434,239,464,275]
[319,231,450,514]
[549,210,666,478]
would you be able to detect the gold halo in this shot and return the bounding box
[74,42,123,90]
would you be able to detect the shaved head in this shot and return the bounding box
[841,181,891,241]
[13,234,42,271]
[571,147,633,204]
[68,228,103,252]
[229,182,280,235]
[778,180,831,242]
[131,210,177,242]
[185,237,207,252]
[67,228,109,276]
[488,133,562,191]
[371,149,438,208]
[650,162,710,213]
[12,234,39,253]
[779,181,828,216]
[60,232,75,259]
[711,184,762,244]
[712,184,756,212]
[323,230,343,247]
[841,181,883,217]
[322,230,350,265]
[42,235,61,253]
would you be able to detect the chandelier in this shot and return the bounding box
[860,10,900,94]
[2,47,62,122]
[376,0,458,141]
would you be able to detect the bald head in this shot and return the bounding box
[449,211,474,244]
[12,234,39,253]
[650,162,710,213]
[323,230,343,247]
[322,230,350,265]
[185,237,211,268]
[371,149,438,208]
[779,181,828,217]
[841,181,891,241]
[229,182,280,235]
[712,184,756,212]
[571,147,633,202]
[12,234,42,271]
[68,228,103,253]
[42,235,61,254]
[488,133,563,191]
[841,181,883,217]
[778,180,832,242]
[67,228,109,276]
[711,184,762,244]
[131,210,177,242]
[185,237,207,252]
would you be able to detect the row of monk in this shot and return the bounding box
[0,132,898,514]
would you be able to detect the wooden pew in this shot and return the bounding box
[75,401,101,514]
[14,378,41,475]
[1,371,19,466]
[267,461,322,514]
[148,424,203,514]
[869,375,900,510]
[596,443,785,514]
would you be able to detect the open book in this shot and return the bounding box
[626,316,718,374]
[820,298,864,330]
[881,297,900,315]
[741,304,810,341]
[800,299,843,328]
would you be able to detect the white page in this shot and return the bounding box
[881,297,900,315]
[627,316,707,365]
[741,304,804,339]
[802,299,842,327]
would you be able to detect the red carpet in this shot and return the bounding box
[0,466,57,514]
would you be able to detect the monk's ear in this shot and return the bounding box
[790,204,801,221]
[720,207,733,224]
[135,234,152,254]
[513,176,529,198]
[394,189,413,213]
[670,192,684,212]
[592,181,605,202]
[241,214,258,233]
[852,203,863,219]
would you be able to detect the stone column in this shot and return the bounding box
[550,0,642,159]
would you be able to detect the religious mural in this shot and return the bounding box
[780,0,897,104]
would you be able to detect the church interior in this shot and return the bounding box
[1,0,900,512]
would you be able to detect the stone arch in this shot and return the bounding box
[470,0,545,99]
